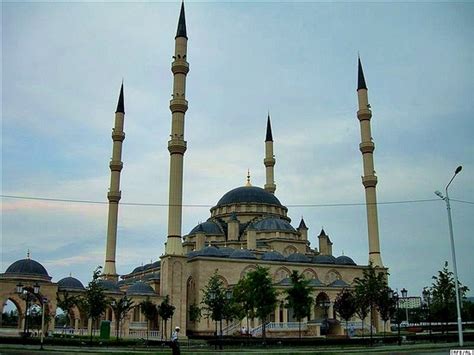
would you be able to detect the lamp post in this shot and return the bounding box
[435,165,464,347]
[209,291,218,350]
[401,288,409,326]
[40,297,48,350]
[422,287,432,341]
[16,282,40,338]
[318,299,331,336]
[390,290,401,346]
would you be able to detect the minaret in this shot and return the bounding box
[357,57,383,267]
[104,83,125,280]
[264,114,276,194]
[165,1,189,255]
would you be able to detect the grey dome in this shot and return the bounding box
[309,279,324,287]
[218,247,235,257]
[193,246,225,258]
[229,249,257,260]
[261,251,286,262]
[216,186,282,207]
[57,276,85,291]
[335,256,356,265]
[287,253,311,263]
[329,279,349,287]
[312,255,337,264]
[98,279,121,293]
[189,221,224,235]
[278,278,292,286]
[4,259,50,280]
[127,281,155,296]
[132,266,144,273]
[252,218,296,232]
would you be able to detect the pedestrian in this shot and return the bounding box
[170,326,180,355]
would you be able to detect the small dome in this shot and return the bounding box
[278,278,292,286]
[3,258,50,280]
[252,218,296,233]
[309,279,324,287]
[57,276,85,291]
[216,186,282,207]
[312,255,336,264]
[218,247,235,257]
[126,281,155,296]
[335,256,356,266]
[193,246,225,258]
[189,221,224,235]
[261,251,286,262]
[98,279,121,293]
[329,279,349,287]
[142,272,160,281]
[229,249,257,260]
[132,266,144,273]
[287,253,311,263]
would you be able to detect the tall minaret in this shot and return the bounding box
[165,1,188,255]
[264,114,276,194]
[357,57,383,267]
[104,83,125,280]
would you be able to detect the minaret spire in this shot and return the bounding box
[165,2,190,255]
[356,57,383,267]
[264,114,276,194]
[104,83,126,280]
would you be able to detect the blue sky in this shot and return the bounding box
[2,1,474,298]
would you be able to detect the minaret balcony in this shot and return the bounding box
[264,157,276,166]
[112,131,125,142]
[109,160,123,171]
[168,139,187,154]
[359,142,375,154]
[362,175,378,188]
[170,98,188,113]
[171,60,189,75]
[357,109,372,121]
[107,191,122,202]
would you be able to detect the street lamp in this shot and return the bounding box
[389,290,401,346]
[16,282,40,338]
[40,297,48,350]
[401,288,409,326]
[209,291,218,350]
[422,287,432,341]
[435,165,464,346]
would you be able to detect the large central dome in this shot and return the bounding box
[216,186,282,207]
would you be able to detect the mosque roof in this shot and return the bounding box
[98,279,122,293]
[335,255,356,266]
[126,281,155,296]
[192,246,225,258]
[216,186,282,207]
[312,255,337,264]
[57,276,85,291]
[252,217,296,232]
[3,258,51,280]
[229,249,257,260]
[261,251,286,262]
[329,279,350,287]
[189,221,224,235]
[287,253,311,263]
[308,278,324,287]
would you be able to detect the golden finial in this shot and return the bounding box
[27,249,30,259]
[245,169,252,186]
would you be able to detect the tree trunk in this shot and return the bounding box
[116,317,120,341]
[299,319,301,339]
[370,307,373,346]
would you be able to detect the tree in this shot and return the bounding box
[333,288,357,337]
[189,303,201,323]
[201,270,227,346]
[233,276,255,337]
[376,287,396,336]
[157,295,175,340]
[140,297,158,342]
[77,266,108,343]
[57,291,79,327]
[354,262,387,342]
[110,296,134,341]
[430,261,469,334]
[285,270,313,339]
[246,265,278,341]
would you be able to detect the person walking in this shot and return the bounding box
[170,326,180,355]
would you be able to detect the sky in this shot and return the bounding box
[2,1,474,299]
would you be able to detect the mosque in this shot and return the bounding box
[0,2,387,338]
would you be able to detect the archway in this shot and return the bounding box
[1,299,20,332]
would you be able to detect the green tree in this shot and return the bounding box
[140,297,158,342]
[376,287,396,336]
[354,262,387,342]
[285,270,313,338]
[233,276,255,337]
[56,291,79,327]
[110,296,134,341]
[246,265,278,341]
[157,295,175,339]
[77,266,108,343]
[333,288,357,337]
[430,261,469,333]
[201,270,227,340]
[189,303,201,323]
